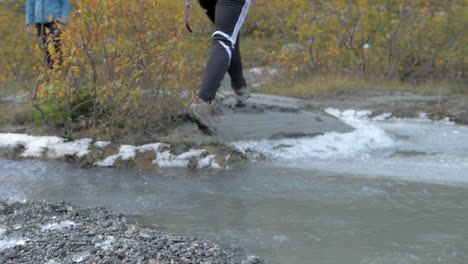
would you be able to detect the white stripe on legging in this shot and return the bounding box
[212,0,251,49]
[231,0,251,48]
[218,41,232,63]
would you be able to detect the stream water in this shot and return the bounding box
[1,111,467,264]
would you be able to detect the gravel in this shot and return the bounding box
[0,201,264,264]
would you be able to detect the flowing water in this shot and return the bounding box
[1,111,468,264]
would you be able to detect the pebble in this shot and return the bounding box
[0,201,264,264]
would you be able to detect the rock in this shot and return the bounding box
[281,43,306,53]
[246,255,261,264]
[149,260,163,264]
[139,228,152,238]
[126,225,139,235]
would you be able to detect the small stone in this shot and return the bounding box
[3,249,19,259]
[149,260,163,264]
[45,260,62,264]
[126,225,139,234]
[138,229,152,238]
[71,252,90,263]
[246,255,261,264]
[167,235,181,242]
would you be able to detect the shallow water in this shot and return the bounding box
[1,113,468,264]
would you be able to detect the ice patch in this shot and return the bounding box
[235,109,395,161]
[0,133,91,158]
[41,221,76,231]
[0,237,26,251]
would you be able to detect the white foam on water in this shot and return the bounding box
[41,221,76,231]
[0,186,27,205]
[273,235,289,243]
[234,108,395,161]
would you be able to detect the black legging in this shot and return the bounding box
[36,22,62,68]
[198,0,251,102]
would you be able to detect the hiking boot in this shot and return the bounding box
[189,99,218,135]
[233,86,251,107]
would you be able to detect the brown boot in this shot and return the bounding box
[233,86,251,107]
[189,99,218,135]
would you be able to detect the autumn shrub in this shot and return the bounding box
[0,1,38,85]
[261,0,466,85]
[1,0,466,140]
[27,0,209,139]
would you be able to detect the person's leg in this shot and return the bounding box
[36,23,51,67]
[198,0,251,102]
[48,22,63,67]
[198,0,216,23]
[228,36,247,90]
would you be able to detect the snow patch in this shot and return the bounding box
[94,141,110,148]
[137,143,168,153]
[154,149,220,169]
[155,149,205,168]
[41,221,76,231]
[197,155,221,169]
[0,237,26,251]
[95,145,136,166]
[0,133,220,169]
[95,143,168,167]
[0,133,91,158]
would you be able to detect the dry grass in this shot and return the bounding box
[0,103,34,127]
[261,74,466,99]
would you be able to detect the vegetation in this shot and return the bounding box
[0,0,466,140]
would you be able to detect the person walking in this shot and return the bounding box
[189,0,252,135]
[26,0,71,68]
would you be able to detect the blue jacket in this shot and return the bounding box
[26,0,71,25]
